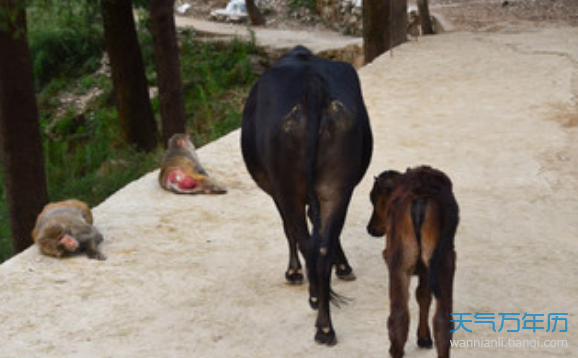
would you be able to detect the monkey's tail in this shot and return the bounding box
[428,192,459,300]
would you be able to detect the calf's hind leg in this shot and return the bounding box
[416,267,433,348]
[388,268,411,358]
[433,250,456,358]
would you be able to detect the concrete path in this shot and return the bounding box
[1,26,577,357]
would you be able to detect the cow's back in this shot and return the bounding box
[241,46,372,196]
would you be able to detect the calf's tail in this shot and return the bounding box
[411,198,428,248]
[428,193,459,300]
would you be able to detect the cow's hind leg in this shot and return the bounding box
[313,249,337,345]
[285,228,305,285]
[274,197,309,284]
[334,241,356,281]
[416,265,433,348]
[312,197,352,346]
[308,206,354,281]
[433,250,456,358]
[307,206,357,281]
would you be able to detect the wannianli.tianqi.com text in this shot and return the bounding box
[450,337,568,349]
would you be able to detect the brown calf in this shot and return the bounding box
[367,166,459,358]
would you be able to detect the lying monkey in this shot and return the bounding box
[32,199,106,260]
[159,133,227,194]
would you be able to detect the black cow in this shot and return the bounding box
[241,46,373,345]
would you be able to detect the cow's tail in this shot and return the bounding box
[304,74,323,282]
[303,74,343,305]
[428,192,459,300]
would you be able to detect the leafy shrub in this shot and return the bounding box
[180,33,258,145]
[290,0,317,11]
[27,2,104,88]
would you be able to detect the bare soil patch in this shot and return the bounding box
[431,0,578,32]
[180,0,578,33]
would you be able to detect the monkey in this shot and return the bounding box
[159,133,227,194]
[32,199,106,260]
[407,8,444,38]
[407,9,422,38]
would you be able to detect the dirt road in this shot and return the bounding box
[174,16,362,53]
[0,22,577,358]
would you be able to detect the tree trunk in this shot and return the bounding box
[390,0,408,48]
[363,0,388,64]
[246,0,266,26]
[417,0,434,35]
[0,0,50,253]
[363,0,408,64]
[101,0,158,151]
[149,0,188,147]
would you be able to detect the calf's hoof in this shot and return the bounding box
[285,269,304,284]
[315,328,337,346]
[417,337,433,348]
[335,264,356,281]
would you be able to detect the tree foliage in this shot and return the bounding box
[27,1,103,88]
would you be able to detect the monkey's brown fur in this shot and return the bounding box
[159,133,227,194]
[32,199,106,260]
[367,166,459,358]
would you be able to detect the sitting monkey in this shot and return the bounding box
[159,133,227,194]
[407,9,422,37]
[32,199,106,260]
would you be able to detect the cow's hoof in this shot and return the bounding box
[417,337,433,348]
[285,269,304,284]
[335,265,356,281]
[315,328,337,346]
[309,296,319,310]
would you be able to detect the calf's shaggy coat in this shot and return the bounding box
[367,166,459,358]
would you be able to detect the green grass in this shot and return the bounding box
[27,1,104,89]
[290,0,317,11]
[0,16,261,263]
[180,33,258,145]
[0,186,8,263]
